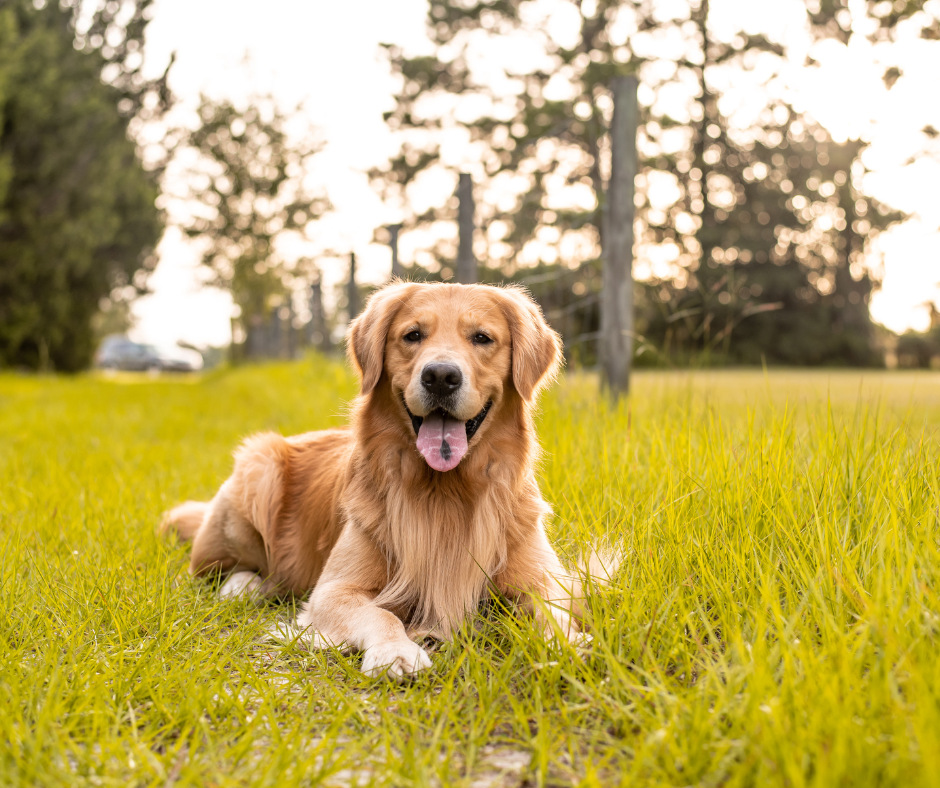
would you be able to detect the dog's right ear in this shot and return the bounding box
[347,281,414,395]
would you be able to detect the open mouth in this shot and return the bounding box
[403,397,493,472]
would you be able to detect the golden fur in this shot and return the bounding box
[162,281,594,679]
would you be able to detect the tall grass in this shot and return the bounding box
[1,361,938,786]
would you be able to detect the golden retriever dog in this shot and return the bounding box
[163,281,600,679]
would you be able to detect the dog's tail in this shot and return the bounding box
[160,500,210,541]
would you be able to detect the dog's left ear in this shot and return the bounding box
[498,286,563,402]
[347,281,415,395]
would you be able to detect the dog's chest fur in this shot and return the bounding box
[343,446,541,637]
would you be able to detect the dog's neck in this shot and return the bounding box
[344,381,544,636]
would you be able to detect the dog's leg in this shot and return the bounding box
[219,571,266,599]
[218,571,283,601]
[186,481,278,606]
[518,583,586,645]
[497,529,586,644]
[302,582,432,679]
[160,500,210,540]
[188,482,265,573]
[296,526,431,680]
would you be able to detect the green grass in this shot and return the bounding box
[2,360,940,787]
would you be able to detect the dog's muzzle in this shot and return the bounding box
[403,397,493,472]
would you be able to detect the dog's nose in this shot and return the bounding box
[421,363,463,398]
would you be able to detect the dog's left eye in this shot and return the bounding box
[472,332,493,345]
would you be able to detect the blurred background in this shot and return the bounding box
[0,0,938,373]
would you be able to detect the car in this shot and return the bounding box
[94,336,204,372]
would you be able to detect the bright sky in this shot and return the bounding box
[131,0,940,347]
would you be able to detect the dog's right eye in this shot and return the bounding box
[404,330,422,343]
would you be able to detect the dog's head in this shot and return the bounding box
[348,282,562,472]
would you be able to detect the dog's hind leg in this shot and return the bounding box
[219,571,277,600]
[164,432,289,600]
[496,529,587,643]
[160,500,210,540]
[189,488,279,601]
[189,481,270,578]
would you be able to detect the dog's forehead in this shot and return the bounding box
[395,286,507,331]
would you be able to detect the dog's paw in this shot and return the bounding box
[219,571,265,600]
[361,640,431,680]
[567,631,593,649]
[264,622,351,654]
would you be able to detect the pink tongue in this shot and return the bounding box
[416,412,468,472]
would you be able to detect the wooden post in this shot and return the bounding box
[230,316,240,363]
[248,314,262,359]
[347,252,360,320]
[287,302,296,358]
[309,276,330,351]
[387,223,404,279]
[601,75,638,401]
[268,305,280,358]
[456,173,477,284]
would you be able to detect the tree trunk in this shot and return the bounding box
[347,252,360,320]
[601,75,638,401]
[309,278,330,351]
[693,0,718,274]
[456,173,477,284]
[388,224,404,279]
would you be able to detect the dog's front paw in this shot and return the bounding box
[361,639,431,680]
[567,631,593,649]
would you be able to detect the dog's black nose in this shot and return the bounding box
[421,363,463,398]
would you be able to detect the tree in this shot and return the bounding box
[895,304,940,368]
[0,0,163,371]
[65,0,173,126]
[633,0,907,365]
[0,9,15,219]
[806,0,939,44]
[173,96,329,355]
[371,0,904,366]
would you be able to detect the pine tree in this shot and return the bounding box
[0,0,163,371]
[371,0,905,366]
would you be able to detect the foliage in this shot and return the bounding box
[2,363,940,784]
[0,9,15,219]
[896,329,940,368]
[65,0,173,127]
[641,126,898,366]
[807,0,940,44]
[372,0,907,366]
[174,96,329,348]
[0,0,163,372]
[895,306,940,367]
